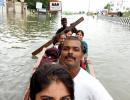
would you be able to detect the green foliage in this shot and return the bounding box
[104,2,114,12]
[104,3,111,11]
[25,0,49,9]
[123,11,130,17]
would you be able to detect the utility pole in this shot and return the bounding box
[20,0,24,14]
[88,0,90,13]
[12,0,15,13]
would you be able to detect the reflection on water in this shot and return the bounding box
[86,17,130,100]
[0,13,130,100]
[0,13,61,100]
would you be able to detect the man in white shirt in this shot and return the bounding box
[59,36,113,100]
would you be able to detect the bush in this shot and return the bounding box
[123,11,130,17]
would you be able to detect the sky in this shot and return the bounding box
[61,0,111,12]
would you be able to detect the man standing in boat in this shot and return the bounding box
[59,36,113,100]
[55,18,77,35]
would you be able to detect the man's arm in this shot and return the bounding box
[32,17,84,56]
[71,27,78,33]
[55,27,64,35]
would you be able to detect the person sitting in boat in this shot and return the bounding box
[38,47,60,68]
[64,29,73,37]
[38,33,66,67]
[59,36,113,100]
[53,33,66,49]
[76,30,88,70]
[29,63,74,100]
[76,30,88,54]
[55,18,77,35]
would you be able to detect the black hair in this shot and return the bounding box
[81,41,88,54]
[64,29,71,34]
[45,47,60,59]
[76,30,84,36]
[29,63,74,100]
[61,18,67,22]
[64,36,79,41]
[52,35,59,45]
[52,33,66,45]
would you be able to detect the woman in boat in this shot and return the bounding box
[76,30,88,70]
[38,33,66,67]
[53,33,66,49]
[29,63,74,100]
[64,29,73,37]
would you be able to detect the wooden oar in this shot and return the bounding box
[32,17,84,56]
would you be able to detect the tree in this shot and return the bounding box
[104,3,111,11]
[104,3,113,12]
[25,0,49,9]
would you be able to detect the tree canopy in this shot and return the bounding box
[104,3,111,11]
[104,3,114,12]
[25,0,49,9]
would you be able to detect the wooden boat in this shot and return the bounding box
[35,48,95,76]
[24,17,95,100]
[86,57,95,77]
[34,47,95,77]
[23,47,95,100]
[32,17,84,56]
[23,48,46,100]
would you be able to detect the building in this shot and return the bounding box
[0,0,27,15]
[110,0,130,12]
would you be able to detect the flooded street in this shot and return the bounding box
[0,13,130,100]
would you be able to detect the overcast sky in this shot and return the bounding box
[61,0,111,12]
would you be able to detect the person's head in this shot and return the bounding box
[53,34,66,45]
[58,33,66,44]
[38,48,60,68]
[30,63,74,100]
[64,29,72,37]
[76,30,84,41]
[61,18,67,27]
[59,36,84,77]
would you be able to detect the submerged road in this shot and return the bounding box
[0,14,130,100]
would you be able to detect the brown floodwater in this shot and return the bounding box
[0,13,130,100]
